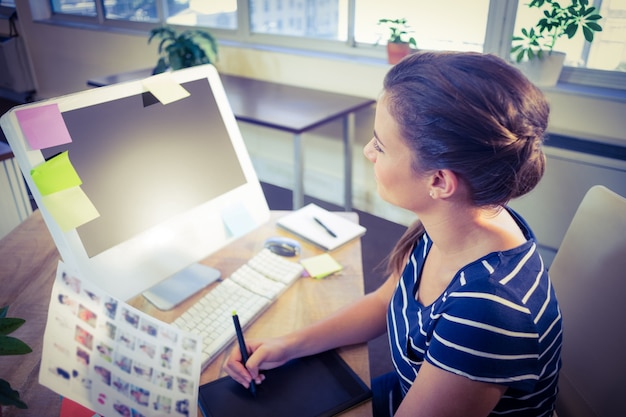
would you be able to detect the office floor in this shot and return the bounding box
[0,97,403,379]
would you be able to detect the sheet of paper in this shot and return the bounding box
[300,253,343,279]
[40,261,202,417]
[15,103,73,150]
[276,203,366,251]
[221,203,256,238]
[41,186,100,232]
[142,74,190,105]
[30,151,82,195]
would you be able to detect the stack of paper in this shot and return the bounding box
[40,261,202,417]
[276,203,366,251]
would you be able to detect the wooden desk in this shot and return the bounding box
[0,210,371,417]
[0,210,60,417]
[88,69,375,210]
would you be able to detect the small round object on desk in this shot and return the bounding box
[264,236,301,257]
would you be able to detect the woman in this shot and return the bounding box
[225,51,562,417]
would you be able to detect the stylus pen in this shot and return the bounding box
[232,311,257,397]
[313,216,337,238]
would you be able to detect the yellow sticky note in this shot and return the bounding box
[30,151,82,196]
[142,73,190,105]
[41,186,100,232]
[301,253,343,279]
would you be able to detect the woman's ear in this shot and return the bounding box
[428,169,458,199]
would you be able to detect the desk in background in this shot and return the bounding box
[87,69,375,211]
[0,210,371,417]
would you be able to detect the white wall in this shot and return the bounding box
[12,1,626,228]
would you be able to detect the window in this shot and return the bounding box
[249,0,346,40]
[165,0,237,29]
[51,0,96,16]
[513,0,626,72]
[104,0,158,22]
[354,1,490,53]
[46,0,626,89]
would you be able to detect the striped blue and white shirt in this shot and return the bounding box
[388,209,562,416]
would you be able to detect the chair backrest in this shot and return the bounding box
[550,185,626,417]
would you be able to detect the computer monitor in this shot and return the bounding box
[0,65,270,301]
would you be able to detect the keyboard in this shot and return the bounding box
[171,248,304,370]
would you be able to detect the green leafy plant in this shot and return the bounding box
[511,0,603,63]
[0,306,32,410]
[148,26,218,74]
[377,18,417,47]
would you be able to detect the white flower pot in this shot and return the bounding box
[515,51,566,87]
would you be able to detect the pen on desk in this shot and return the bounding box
[232,311,257,397]
[313,216,337,238]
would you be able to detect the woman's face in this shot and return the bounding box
[363,94,428,212]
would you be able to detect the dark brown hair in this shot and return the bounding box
[384,51,549,277]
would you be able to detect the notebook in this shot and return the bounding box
[198,349,372,417]
[277,203,367,251]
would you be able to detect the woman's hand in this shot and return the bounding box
[224,274,397,389]
[224,336,292,388]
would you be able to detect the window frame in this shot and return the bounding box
[34,0,626,91]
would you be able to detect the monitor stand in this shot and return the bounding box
[142,263,221,310]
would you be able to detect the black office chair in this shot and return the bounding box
[549,185,626,417]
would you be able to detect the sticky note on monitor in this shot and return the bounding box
[31,151,82,195]
[15,103,73,150]
[41,186,100,232]
[142,73,190,105]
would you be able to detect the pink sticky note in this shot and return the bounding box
[15,103,72,150]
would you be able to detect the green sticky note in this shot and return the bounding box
[30,151,82,196]
[41,186,100,232]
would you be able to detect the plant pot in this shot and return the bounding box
[515,51,566,87]
[386,42,412,65]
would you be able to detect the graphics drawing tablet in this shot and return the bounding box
[198,349,372,417]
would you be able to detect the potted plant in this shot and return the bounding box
[377,18,417,65]
[511,0,603,86]
[148,26,218,75]
[0,306,32,413]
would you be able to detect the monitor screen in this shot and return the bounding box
[1,65,270,300]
